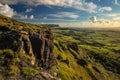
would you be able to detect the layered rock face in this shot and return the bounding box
[29,30,55,68]
[0,14,57,80]
[0,27,55,69]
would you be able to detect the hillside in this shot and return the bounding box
[0,14,58,80]
[53,27,120,80]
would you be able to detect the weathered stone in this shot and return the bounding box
[0,14,57,80]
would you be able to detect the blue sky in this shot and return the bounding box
[0,0,120,27]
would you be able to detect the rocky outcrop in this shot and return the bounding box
[0,14,57,80]
[29,29,55,68]
[0,27,56,68]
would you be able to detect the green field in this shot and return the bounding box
[53,27,120,80]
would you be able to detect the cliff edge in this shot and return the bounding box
[0,14,57,80]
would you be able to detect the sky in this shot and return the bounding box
[0,0,120,28]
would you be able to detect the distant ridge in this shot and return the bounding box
[40,24,60,28]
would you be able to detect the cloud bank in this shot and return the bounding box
[0,0,112,13]
[49,12,79,19]
[99,7,112,12]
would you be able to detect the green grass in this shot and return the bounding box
[8,65,20,76]
[22,67,39,76]
[53,28,120,80]
[54,41,92,80]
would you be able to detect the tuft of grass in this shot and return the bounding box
[0,50,3,55]
[10,58,21,65]
[22,67,39,76]
[8,65,20,76]
[3,49,14,57]
[0,31,2,34]
[18,53,31,60]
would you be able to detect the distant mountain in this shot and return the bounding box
[40,24,60,28]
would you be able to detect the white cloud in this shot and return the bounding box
[101,13,120,17]
[40,22,46,24]
[111,0,120,6]
[49,12,79,19]
[90,16,110,24]
[43,17,47,20]
[0,3,16,17]
[105,14,118,17]
[90,16,97,23]
[113,17,120,21]
[114,0,120,5]
[20,14,34,19]
[99,7,112,12]
[0,0,112,13]
[30,15,34,19]
[0,0,18,5]
[20,15,28,19]
[115,0,118,4]
[25,8,33,13]
[101,13,120,22]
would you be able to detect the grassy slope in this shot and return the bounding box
[53,28,120,80]
[0,14,48,32]
[0,14,49,78]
